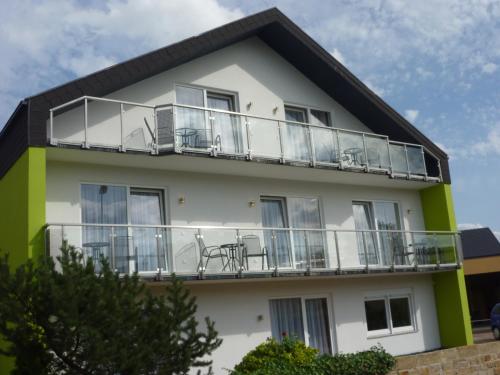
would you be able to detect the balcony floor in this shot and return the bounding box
[47,147,438,190]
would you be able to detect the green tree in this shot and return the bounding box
[0,243,221,374]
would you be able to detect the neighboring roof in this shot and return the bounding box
[0,7,450,181]
[462,228,500,259]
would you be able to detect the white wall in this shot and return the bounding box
[153,274,440,374]
[50,37,371,145]
[46,160,426,271]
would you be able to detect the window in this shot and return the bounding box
[81,184,167,273]
[270,297,332,354]
[261,196,326,269]
[284,105,331,127]
[364,294,415,336]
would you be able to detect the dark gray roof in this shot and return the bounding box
[0,7,449,181]
[462,228,500,259]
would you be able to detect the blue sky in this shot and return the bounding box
[1,0,499,236]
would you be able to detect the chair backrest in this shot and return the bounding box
[242,235,262,256]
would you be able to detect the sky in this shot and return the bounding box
[1,0,499,237]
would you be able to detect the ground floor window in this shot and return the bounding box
[269,297,332,354]
[364,294,415,336]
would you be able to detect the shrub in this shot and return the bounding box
[231,339,395,375]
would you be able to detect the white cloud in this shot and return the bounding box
[482,62,498,74]
[364,80,385,97]
[469,123,500,157]
[0,0,244,127]
[331,48,346,65]
[404,109,419,123]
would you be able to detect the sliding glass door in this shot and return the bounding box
[352,202,379,265]
[207,93,243,154]
[175,86,208,149]
[130,189,167,273]
[261,197,292,268]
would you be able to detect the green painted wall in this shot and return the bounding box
[0,147,46,373]
[420,183,473,348]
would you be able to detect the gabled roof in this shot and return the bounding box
[0,7,450,182]
[462,228,500,259]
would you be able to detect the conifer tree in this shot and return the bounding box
[0,243,221,374]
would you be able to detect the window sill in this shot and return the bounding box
[367,327,417,339]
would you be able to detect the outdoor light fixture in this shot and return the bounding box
[178,196,186,205]
[248,200,256,208]
[246,101,253,110]
[273,106,278,114]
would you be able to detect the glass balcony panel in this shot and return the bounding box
[338,131,365,167]
[197,228,240,274]
[130,227,168,274]
[407,145,426,175]
[436,233,458,265]
[121,104,155,151]
[311,127,339,164]
[51,105,85,145]
[170,228,201,274]
[175,107,212,151]
[212,112,246,155]
[238,229,272,272]
[389,143,408,174]
[335,231,367,269]
[156,106,175,149]
[248,118,281,159]
[282,123,311,162]
[291,229,328,269]
[365,135,391,170]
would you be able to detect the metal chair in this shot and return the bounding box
[196,235,228,271]
[241,235,268,270]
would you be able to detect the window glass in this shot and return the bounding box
[175,85,204,106]
[305,298,332,354]
[285,106,308,123]
[365,299,388,331]
[310,109,330,127]
[390,297,412,328]
[270,298,305,341]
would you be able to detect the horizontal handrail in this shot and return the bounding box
[48,95,442,180]
[45,223,458,234]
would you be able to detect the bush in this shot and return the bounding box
[231,338,395,375]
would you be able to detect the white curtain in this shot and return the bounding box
[288,198,325,269]
[284,109,310,161]
[270,298,305,342]
[374,202,405,265]
[81,184,128,272]
[352,202,379,265]
[208,96,243,154]
[175,86,207,148]
[306,298,332,354]
[130,190,167,272]
[261,199,291,268]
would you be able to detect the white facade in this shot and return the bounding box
[44,33,449,374]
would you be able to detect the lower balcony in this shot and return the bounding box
[45,224,462,280]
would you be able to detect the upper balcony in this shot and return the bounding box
[48,96,442,183]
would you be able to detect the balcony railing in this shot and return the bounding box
[45,224,461,279]
[48,96,442,181]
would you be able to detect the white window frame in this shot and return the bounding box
[364,293,416,338]
[174,83,240,112]
[284,103,332,127]
[269,294,335,354]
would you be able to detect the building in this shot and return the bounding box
[0,8,472,373]
[462,228,500,323]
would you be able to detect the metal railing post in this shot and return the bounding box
[236,229,244,274]
[245,116,252,160]
[362,133,368,170]
[433,233,440,269]
[153,109,159,155]
[410,232,418,270]
[119,103,125,152]
[49,110,55,145]
[83,97,89,149]
[334,231,341,273]
[308,126,316,167]
[209,110,216,156]
[110,226,116,272]
[361,231,369,272]
[404,144,411,178]
[420,146,427,179]
[272,230,279,276]
[336,129,343,169]
[387,140,393,176]
[277,121,285,163]
[455,233,463,266]
[305,231,312,273]
[155,227,162,279]
[196,229,205,278]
